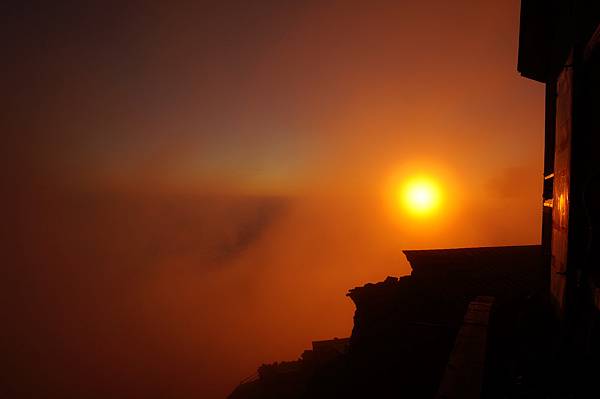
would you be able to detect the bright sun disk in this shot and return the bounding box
[400,178,441,216]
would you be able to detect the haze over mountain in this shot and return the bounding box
[3,1,545,398]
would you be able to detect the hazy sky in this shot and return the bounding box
[5,1,546,398]
[7,0,543,197]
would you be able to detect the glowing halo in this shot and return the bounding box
[398,177,442,216]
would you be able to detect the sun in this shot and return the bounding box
[399,177,442,216]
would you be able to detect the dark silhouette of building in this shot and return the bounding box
[230,2,600,397]
[230,246,550,398]
[519,0,600,320]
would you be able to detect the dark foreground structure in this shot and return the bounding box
[230,2,600,398]
[231,246,551,398]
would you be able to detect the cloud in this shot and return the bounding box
[484,166,540,200]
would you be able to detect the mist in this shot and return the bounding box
[5,177,540,398]
[3,1,545,398]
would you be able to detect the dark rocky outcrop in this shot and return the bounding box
[229,245,548,398]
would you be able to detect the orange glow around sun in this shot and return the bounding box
[399,177,442,216]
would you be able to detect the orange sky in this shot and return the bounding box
[8,1,543,198]
[5,1,545,398]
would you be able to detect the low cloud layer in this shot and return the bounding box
[4,184,541,398]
